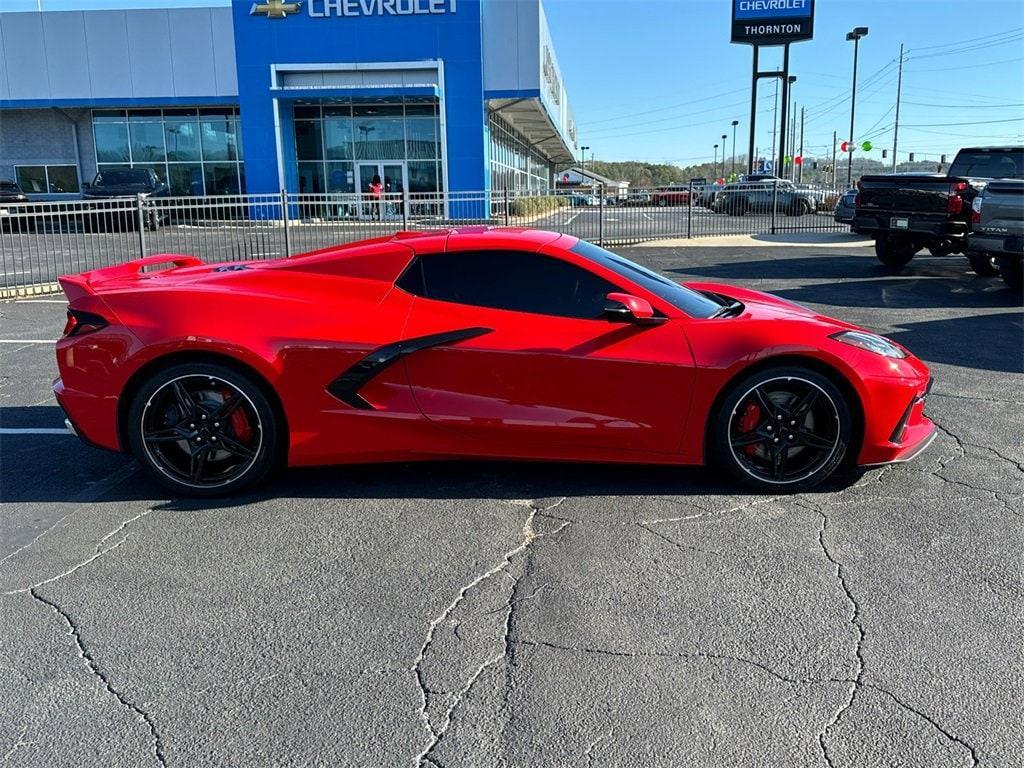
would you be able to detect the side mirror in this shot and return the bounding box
[604,292,663,324]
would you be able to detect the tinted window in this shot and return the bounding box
[94,169,152,185]
[571,240,722,319]
[948,149,1024,179]
[397,250,619,320]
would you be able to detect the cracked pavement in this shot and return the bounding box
[1,244,1022,766]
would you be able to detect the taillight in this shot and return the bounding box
[63,309,109,337]
[948,181,968,214]
[971,195,983,224]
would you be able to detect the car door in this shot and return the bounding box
[395,247,695,456]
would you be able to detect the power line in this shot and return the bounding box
[903,99,1024,108]
[905,56,1024,74]
[908,27,1023,52]
[900,117,1024,128]
[906,33,1024,61]
[579,87,750,127]
[584,93,774,136]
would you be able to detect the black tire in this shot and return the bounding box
[998,258,1023,292]
[874,235,918,269]
[712,366,852,492]
[967,252,1000,277]
[658,198,668,207]
[787,199,810,217]
[126,362,282,497]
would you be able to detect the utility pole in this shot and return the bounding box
[770,77,779,167]
[730,120,739,177]
[798,107,805,183]
[846,27,869,187]
[789,106,797,180]
[832,130,837,189]
[892,43,904,173]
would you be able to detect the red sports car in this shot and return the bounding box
[54,228,935,496]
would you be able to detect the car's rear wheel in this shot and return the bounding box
[127,362,281,496]
[713,367,852,492]
[967,252,1000,277]
[874,235,918,269]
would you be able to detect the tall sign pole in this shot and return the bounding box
[892,43,904,173]
[732,0,815,178]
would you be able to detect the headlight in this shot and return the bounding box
[830,330,907,358]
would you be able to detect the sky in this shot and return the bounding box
[5,0,1024,167]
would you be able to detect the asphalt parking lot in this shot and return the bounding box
[1,239,1021,767]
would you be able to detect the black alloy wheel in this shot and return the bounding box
[714,367,851,491]
[128,363,280,496]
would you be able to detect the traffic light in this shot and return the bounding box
[940,154,947,164]
[812,161,818,170]
[882,149,887,159]
[909,153,915,161]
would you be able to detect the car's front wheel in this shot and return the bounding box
[127,362,282,496]
[712,367,852,492]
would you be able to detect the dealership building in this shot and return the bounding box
[0,0,577,201]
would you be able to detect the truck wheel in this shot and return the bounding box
[998,259,1023,292]
[967,252,999,277]
[874,235,918,269]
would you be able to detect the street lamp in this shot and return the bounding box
[721,134,728,179]
[580,145,590,180]
[713,144,719,176]
[786,75,796,179]
[730,120,739,177]
[846,26,869,187]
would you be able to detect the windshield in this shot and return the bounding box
[948,149,1024,179]
[94,169,151,186]
[570,240,722,319]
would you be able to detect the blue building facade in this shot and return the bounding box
[0,0,577,201]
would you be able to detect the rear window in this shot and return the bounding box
[948,149,1023,180]
[95,169,151,185]
[570,240,722,319]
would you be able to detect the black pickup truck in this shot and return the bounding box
[853,146,1024,274]
[80,168,169,231]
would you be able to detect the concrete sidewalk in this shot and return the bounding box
[637,231,874,248]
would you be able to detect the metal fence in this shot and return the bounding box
[0,181,849,295]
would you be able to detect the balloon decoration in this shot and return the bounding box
[861,140,873,152]
[794,155,803,165]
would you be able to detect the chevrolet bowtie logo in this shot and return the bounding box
[250,0,302,19]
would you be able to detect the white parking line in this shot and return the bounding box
[565,213,580,225]
[643,214,653,221]
[18,299,67,304]
[0,339,55,344]
[0,428,69,435]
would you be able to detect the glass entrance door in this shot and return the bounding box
[358,162,406,220]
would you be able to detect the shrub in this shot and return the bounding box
[509,195,568,217]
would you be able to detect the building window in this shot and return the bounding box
[488,111,553,193]
[15,164,81,195]
[92,108,244,196]
[290,98,442,196]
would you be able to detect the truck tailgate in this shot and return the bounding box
[857,177,952,214]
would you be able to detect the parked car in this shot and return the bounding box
[620,191,652,207]
[967,179,1023,291]
[651,186,692,206]
[713,180,818,216]
[853,146,1023,273]
[54,228,935,496]
[563,193,598,207]
[834,189,859,229]
[694,183,724,207]
[0,180,33,233]
[80,168,170,231]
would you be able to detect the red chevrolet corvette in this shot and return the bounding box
[54,227,935,496]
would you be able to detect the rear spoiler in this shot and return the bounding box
[58,254,203,301]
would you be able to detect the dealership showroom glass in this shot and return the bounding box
[0,0,577,201]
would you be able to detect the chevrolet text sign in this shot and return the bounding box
[732,0,814,45]
[307,0,456,17]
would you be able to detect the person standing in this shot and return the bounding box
[369,174,383,220]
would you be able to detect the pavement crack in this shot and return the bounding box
[813,508,865,768]
[639,494,783,525]
[28,588,167,767]
[4,509,153,596]
[511,638,845,687]
[411,499,570,766]
[863,683,979,767]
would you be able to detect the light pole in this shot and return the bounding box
[713,144,719,177]
[720,134,728,179]
[730,120,739,177]
[786,75,796,179]
[580,145,590,182]
[846,27,869,187]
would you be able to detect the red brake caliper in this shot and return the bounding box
[220,388,253,443]
[739,401,761,457]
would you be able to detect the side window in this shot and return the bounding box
[397,250,620,320]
